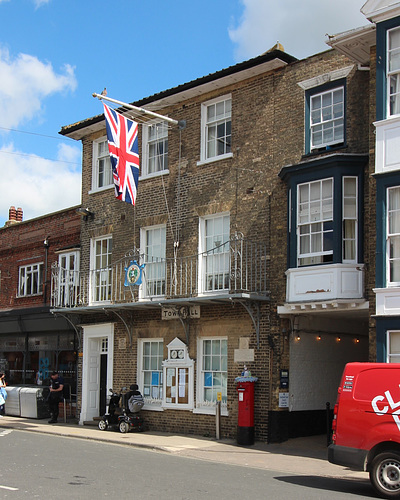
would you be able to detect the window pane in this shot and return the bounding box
[310,87,344,149]
[204,98,231,160]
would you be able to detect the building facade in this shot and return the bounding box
[328,0,400,371]
[0,206,81,392]
[55,34,374,441]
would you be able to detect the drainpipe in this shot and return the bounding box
[43,238,50,304]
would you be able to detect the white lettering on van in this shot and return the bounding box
[371,387,400,432]
[372,395,389,414]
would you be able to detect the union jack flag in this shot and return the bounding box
[103,103,139,205]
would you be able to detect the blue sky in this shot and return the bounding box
[0,0,367,226]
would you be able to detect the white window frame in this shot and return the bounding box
[198,95,232,165]
[91,137,113,192]
[89,235,112,305]
[310,86,344,151]
[137,339,164,410]
[387,330,400,363]
[18,262,44,297]
[140,224,166,299]
[342,176,358,263]
[388,27,400,117]
[141,121,168,178]
[387,186,400,286]
[198,213,230,294]
[195,337,228,415]
[297,178,334,266]
[56,250,80,307]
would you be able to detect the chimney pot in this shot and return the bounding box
[8,206,16,221]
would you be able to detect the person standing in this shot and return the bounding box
[47,371,64,423]
[0,373,6,417]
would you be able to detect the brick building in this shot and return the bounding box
[327,1,400,370]
[55,36,373,441]
[0,206,81,392]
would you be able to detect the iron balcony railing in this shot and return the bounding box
[50,233,268,309]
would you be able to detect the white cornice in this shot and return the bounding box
[297,65,355,90]
[362,0,400,23]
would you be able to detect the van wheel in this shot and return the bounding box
[370,452,400,498]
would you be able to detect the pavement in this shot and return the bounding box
[0,415,369,483]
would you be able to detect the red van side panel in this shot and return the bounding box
[329,363,400,470]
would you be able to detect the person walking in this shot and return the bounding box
[0,372,7,416]
[47,371,64,423]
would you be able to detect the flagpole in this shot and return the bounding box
[92,92,185,128]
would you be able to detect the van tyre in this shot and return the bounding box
[370,451,400,498]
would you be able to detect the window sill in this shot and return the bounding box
[139,170,169,181]
[302,143,347,159]
[143,405,164,412]
[16,293,43,299]
[197,152,233,167]
[193,407,229,417]
[88,185,113,195]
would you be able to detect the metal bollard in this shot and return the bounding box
[326,401,331,446]
[216,400,221,440]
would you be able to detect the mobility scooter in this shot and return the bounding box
[98,385,144,433]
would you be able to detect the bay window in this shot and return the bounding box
[388,186,400,284]
[388,27,400,116]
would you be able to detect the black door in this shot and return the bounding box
[99,353,108,415]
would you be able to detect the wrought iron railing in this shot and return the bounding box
[50,233,268,308]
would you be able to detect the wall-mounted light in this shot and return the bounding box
[355,338,360,344]
[336,336,341,343]
[43,238,49,248]
[316,335,321,341]
[76,207,94,221]
[295,334,301,342]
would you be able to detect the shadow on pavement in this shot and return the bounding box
[275,475,375,498]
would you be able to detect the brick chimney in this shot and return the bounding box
[5,206,23,227]
[16,207,23,222]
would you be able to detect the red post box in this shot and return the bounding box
[236,376,258,445]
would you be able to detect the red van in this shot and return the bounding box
[328,362,400,498]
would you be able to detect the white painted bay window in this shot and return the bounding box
[388,186,400,284]
[297,179,333,266]
[343,177,358,262]
[388,27,400,116]
[387,331,400,362]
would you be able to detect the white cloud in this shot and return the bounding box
[0,47,77,129]
[0,143,81,224]
[33,0,51,8]
[229,0,368,61]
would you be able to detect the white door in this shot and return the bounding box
[80,323,114,425]
[87,338,101,419]
[58,251,79,306]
